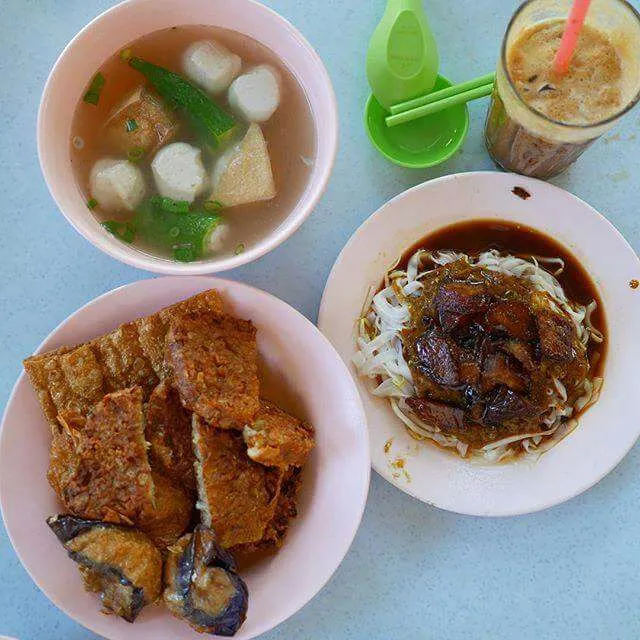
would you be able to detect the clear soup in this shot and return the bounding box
[71,25,316,262]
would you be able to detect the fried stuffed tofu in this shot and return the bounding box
[242,400,315,468]
[167,311,259,429]
[192,416,282,548]
[146,380,196,495]
[53,386,155,524]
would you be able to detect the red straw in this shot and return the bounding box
[553,0,593,75]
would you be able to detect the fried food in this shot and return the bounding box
[47,515,162,622]
[146,380,196,494]
[53,387,155,524]
[23,289,226,429]
[167,311,259,429]
[192,416,282,548]
[136,289,225,378]
[242,400,315,468]
[138,471,193,548]
[164,526,248,637]
[24,345,107,426]
[25,288,314,635]
[232,467,302,556]
[91,321,159,397]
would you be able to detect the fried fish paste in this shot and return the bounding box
[23,289,226,427]
[242,400,315,468]
[231,467,302,555]
[192,416,282,548]
[136,289,225,378]
[146,380,196,494]
[53,387,155,524]
[138,471,193,548]
[167,311,259,429]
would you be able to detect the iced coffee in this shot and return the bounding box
[485,0,640,179]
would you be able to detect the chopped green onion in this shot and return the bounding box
[203,200,224,213]
[169,226,180,238]
[119,48,132,62]
[149,195,190,214]
[83,72,106,105]
[87,198,98,210]
[234,243,245,255]
[127,146,145,162]
[173,244,197,262]
[125,118,139,132]
[102,220,136,243]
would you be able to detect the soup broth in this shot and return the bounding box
[71,25,316,261]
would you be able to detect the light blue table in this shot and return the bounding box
[2,1,640,638]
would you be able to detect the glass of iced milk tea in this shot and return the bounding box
[485,0,640,179]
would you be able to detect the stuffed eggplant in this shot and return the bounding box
[164,526,248,636]
[47,515,162,622]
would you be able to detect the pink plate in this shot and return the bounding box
[0,277,369,639]
[319,171,640,516]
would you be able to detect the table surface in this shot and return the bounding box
[2,0,640,638]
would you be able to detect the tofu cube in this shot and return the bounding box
[151,142,207,203]
[89,158,146,213]
[182,40,242,95]
[228,65,281,123]
[210,123,276,208]
[103,86,178,156]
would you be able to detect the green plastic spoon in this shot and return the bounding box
[364,0,469,168]
[366,0,439,109]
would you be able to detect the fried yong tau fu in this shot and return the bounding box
[24,289,315,635]
[354,221,605,463]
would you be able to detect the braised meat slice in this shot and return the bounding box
[413,330,460,386]
[499,340,535,372]
[536,310,575,362]
[481,352,529,394]
[484,300,534,340]
[482,386,540,426]
[435,282,492,333]
[406,397,464,432]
